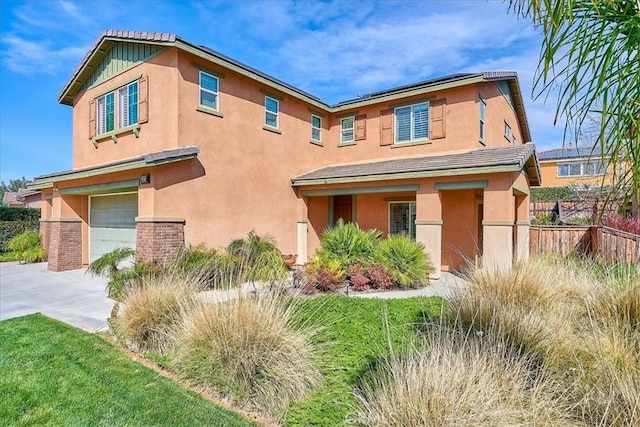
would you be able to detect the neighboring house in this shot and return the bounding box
[30,30,541,276]
[2,189,42,209]
[537,146,611,188]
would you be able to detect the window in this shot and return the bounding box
[311,114,322,142]
[199,71,219,110]
[265,96,279,128]
[340,116,354,143]
[504,121,512,141]
[479,97,486,142]
[118,82,138,128]
[557,161,604,177]
[395,102,429,143]
[512,135,517,145]
[97,92,115,135]
[389,202,416,239]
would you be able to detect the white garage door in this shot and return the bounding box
[90,193,138,262]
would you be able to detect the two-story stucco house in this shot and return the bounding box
[30,30,540,277]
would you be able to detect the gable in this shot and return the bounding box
[497,80,513,108]
[74,42,166,99]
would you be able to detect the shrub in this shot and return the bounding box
[176,292,320,415]
[0,220,40,252]
[317,219,381,269]
[227,231,288,284]
[530,186,577,202]
[0,206,40,221]
[115,272,198,353]
[373,234,433,289]
[366,265,395,290]
[7,231,46,263]
[604,215,640,235]
[296,262,344,294]
[352,332,574,427]
[172,244,243,289]
[347,264,370,292]
[87,247,137,300]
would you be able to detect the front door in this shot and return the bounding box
[333,195,353,224]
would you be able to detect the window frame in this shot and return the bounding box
[264,95,279,129]
[479,97,486,143]
[394,101,429,144]
[504,121,512,141]
[199,71,219,111]
[388,201,417,240]
[311,114,322,143]
[340,116,355,143]
[557,160,604,177]
[118,81,139,129]
[96,91,115,136]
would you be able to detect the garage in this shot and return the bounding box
[89,193,138,262]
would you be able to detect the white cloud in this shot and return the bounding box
[1,36,88,75]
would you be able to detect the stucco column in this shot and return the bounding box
[482,176,516,272]
[515,220,530,261]
[296,196,308,265]
[416,186,442,280]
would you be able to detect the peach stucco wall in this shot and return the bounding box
[538,160,612,188]
[61,42,532,262]
[441,189,480,271]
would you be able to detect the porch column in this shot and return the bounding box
[514,194,530,261]
[483,177,515,272]
[296,196,308,265]
[416,187,442,280]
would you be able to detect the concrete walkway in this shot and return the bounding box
[0,261,112,332]
[0,261,466,334]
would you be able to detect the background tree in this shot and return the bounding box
[0,177,31,203]
[510,0,640,214]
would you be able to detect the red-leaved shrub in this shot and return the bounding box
[604,215,640,236]
[367,265,396,289]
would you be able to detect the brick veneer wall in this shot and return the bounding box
[136,220,185,265]
[47,219,82,271]
[40,220,51,251]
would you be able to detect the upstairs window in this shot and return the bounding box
[395,102,429,143]
[118,82,138,128]
[340,116,354,143]
[97,92,115,135]
[311,114,322,142]
[479,97,486,142]
[199,71,219,110]
[265,96,279,128]
[504,121,512,142]
[557,161,604,177]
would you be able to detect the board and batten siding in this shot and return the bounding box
[81,42,166,92]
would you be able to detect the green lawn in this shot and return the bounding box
[285,295,443,426]
[0,314,258,427]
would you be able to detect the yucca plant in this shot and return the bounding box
[373,234,432,289]
[317,219,382,269]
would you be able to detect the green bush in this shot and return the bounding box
[0,206,40,221]
[530,186,577,202]
[87,247,137,300]
[317,219,382,269]
[7,231,46,263]
[531,213,558,225]
[226,231,288,284]
[0,220,39,252]
[373,234,433,289]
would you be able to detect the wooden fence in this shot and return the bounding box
[530,225,640,264]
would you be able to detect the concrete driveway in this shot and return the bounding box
[0,261,113,332]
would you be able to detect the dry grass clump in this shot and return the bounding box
[175,292,320,416]
[352,330,579,427]
[115,273,199,353]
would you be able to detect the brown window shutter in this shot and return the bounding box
[138,76,149,124]
[355,114,367,140]
[88,99,96,139]
[430,98,446,139]
[380,109,393,146]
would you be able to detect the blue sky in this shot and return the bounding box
[0,0,566,183]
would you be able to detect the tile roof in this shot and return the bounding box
[538,146,603,161]
[2,192,18,204]
[292,143,539,185]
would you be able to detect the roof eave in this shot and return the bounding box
[291,164,522,187]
